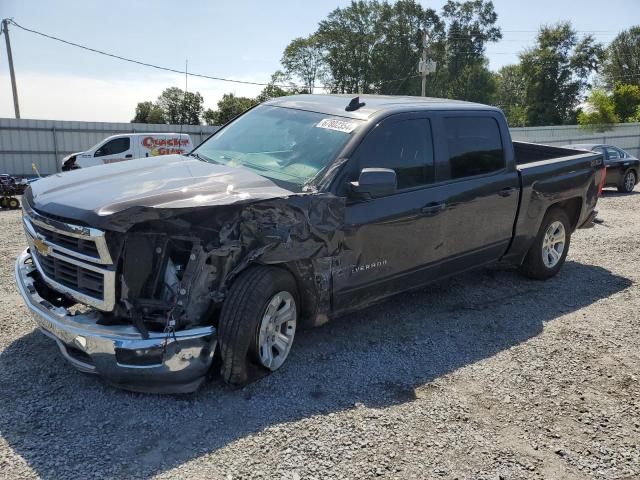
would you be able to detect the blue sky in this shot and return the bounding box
[1,0,638,121]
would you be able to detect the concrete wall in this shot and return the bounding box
[510,122,640,157]
[1,117,639,176]
[0,118,219,176]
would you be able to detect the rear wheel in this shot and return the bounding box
[520,208,571,280]
[218,266,298,386]
[0,197,8,209]
[618,170,636,193]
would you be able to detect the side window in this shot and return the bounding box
[356,118,434,190]
[606,147,623,160]
[95,138,130,157]
[444,116,505,179]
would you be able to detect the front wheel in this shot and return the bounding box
[218,266,298,386]
[618,170,636,193]
[520,208,571,280]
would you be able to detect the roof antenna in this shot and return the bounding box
[345,96,365,112]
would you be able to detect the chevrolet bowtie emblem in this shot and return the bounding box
[33,237,51,256]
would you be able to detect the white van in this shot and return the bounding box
[61,133,193,171]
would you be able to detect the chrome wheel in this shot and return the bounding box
[542,221,566,268]
[625,172,636,192]
[257,291,296,371]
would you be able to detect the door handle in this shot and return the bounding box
[498,187,516,197]
[421,202,446,216]
[125,154,133,158]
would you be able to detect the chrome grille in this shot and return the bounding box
[36,254,105,299]
[32,223,101,259]
[22,203,116,311]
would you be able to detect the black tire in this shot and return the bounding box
[0,197,8,209]
[520,208,572,280]
[8,197,20,209]
[218,266,298,386]
[618,170,636,193]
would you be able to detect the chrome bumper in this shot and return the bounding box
[15,249,217,394]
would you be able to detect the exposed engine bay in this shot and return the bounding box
[99,195,344,338]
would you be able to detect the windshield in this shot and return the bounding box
[193,105,362,188]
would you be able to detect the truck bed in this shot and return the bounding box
[505,141,604,265]
[513,141,588,165]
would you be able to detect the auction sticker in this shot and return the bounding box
[316,118,359,133]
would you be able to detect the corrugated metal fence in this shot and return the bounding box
[1,117,639,176]
[0,118,219,175]
[510,122,640,156]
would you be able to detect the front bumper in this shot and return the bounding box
[15,249,217,394]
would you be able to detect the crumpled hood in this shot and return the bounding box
[28,154,296,230]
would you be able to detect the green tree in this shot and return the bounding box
[202,108,218,126]
[612,83,640,122]
[370,0,443,95]
[155,87,204,125]
[203,94,258,126]
[131,101,165,124]
[312,0,500,99]
[440,0,501,103]
[629,105,640,123]
[520,23,604,126]
[578,89,619,131]
[281,35,326,93]
[494,64,527,126]
[316,0,385,94]
[256,71,300,103]
[601,26,640,88]
[156,87,185,124]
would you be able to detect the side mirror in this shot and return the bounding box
[349,168,397,199]
[94,149,103,157]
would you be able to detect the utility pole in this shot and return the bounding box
[2,19,20,118]
[418,30,436,97]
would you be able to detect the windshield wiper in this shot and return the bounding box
[188,152,216,163]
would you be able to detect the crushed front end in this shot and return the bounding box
[15,201,218,393]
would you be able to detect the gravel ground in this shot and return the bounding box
[0,191,638,480]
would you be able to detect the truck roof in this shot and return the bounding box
[265,94,501,120]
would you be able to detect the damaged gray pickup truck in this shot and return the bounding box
[15,95,605,393]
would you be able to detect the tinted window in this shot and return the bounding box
[95,138,130,157]
[357,118,434,189]
[606,147,622,160]
[444,117,504,179]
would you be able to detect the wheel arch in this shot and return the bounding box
[546,197,582,232]
[226,261,316,321]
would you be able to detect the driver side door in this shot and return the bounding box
[333,113,448,312]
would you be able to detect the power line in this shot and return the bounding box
[5,19,432,91]
[6,19,289,88]
[6,18,636,97]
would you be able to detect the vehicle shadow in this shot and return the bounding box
[0,261,632,479]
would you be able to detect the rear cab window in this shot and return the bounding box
[443,116,505,179]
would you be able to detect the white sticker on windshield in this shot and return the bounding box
[316,118,359,133]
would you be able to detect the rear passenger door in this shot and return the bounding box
[437,114,519,274]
